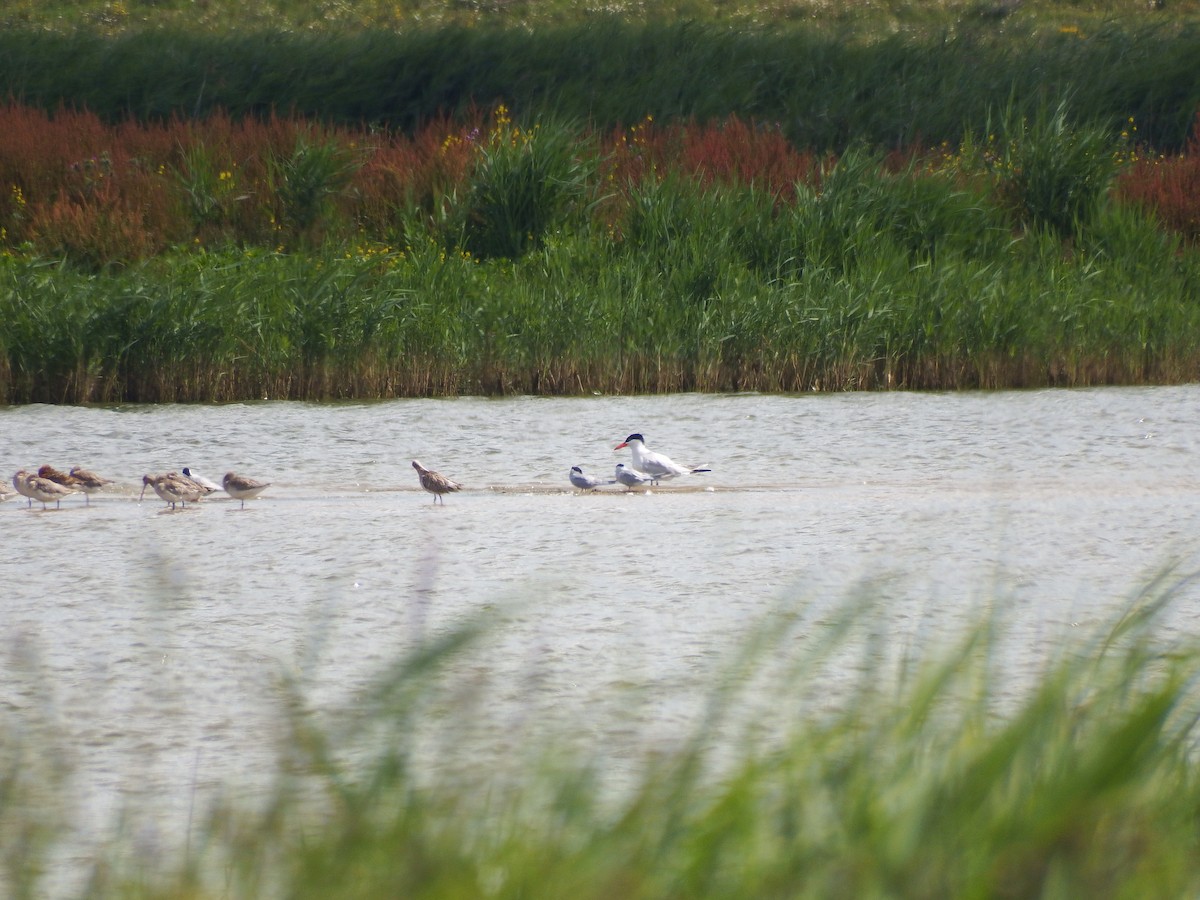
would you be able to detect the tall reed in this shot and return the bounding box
[2,188,1199,402]
[973,97,1124,237]
[450,111,597,260]
[1,22,1198,149]
[3,101,1200,399]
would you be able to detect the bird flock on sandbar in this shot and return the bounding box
[4,464,271,511]
[570,433,712,493]
[2,433,709,511]
[412,432,711,502]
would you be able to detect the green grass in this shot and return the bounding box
[8,577,1200,898]
[4,0,1199,34]
[2,176,1197,402]
[0,7,1198,399]
[1,19,1198,150]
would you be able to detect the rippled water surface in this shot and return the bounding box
[4,387,1200,889]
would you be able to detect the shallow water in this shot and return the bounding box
[3,387,1200,889]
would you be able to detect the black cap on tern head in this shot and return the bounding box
[624,433,644,443]
[571,466,583,473]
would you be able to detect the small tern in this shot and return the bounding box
[569,466,613,490]
[614,463,654,490]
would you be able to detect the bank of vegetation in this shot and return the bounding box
[1,6,1200,401]
[2,99,1200,401]
[1,20,1199,150]
[6,588,1200,898]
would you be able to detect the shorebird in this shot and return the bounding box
[38,464,80,488]
[11,471,36,507]
[569,466,612,490]
[22,471,79,509]
[222,471,271,509]
[140,473,204,510]
[0,480,18,503]
[614,433,711,485]
[69,465,115,505]
[182,467,221,494]
[614,463,654,490]
[412,460,461,505]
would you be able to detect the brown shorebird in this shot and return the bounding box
[10,470,41,507]
[38,464,80,487]
[222,472,271,509]
[17,470,78,509]
[69,466,115,505]
[140,473,204,510]
[412,460,461,505]
[11,471,36,507]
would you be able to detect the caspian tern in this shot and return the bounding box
[613,433,711,484]
[569,466,613,490]
[412,460,462,504]
[223,471,271,509]
[614,463,654,489]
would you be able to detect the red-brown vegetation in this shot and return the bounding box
[1115,111,1200,243]
[1,102,1198,266]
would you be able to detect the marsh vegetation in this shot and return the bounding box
[2,102,1200,401]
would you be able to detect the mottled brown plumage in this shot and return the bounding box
[38,464,80,486]
[412,460,461,504]
[11,471,37,507]
[140,473,203,510]
[222,471,271,509]
[19,470,78,509]
[69,466,115,505]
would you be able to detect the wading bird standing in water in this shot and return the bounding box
[140,473,204,510]
[69,466,115,504]
[10,471,36,507]
[412,460,461,505]
[222,472,271,509]
[16,470,78,509]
